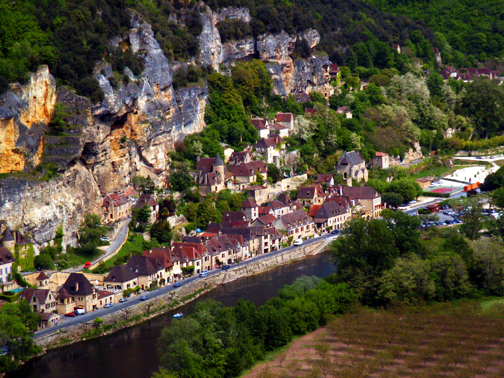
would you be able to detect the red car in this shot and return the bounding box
[65,312,76,317]
[84,262,91,269]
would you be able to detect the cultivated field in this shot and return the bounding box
[245,303,504,378]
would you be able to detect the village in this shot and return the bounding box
[0,106,399,331]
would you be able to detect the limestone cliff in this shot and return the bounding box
[0,66,56,173]
[0,7,333,249]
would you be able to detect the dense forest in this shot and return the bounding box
[0,0,450,97]
[365,0,504,65]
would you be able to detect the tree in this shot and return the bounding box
[331,218,399,304]
[426,72,444,97]
[34,253,54,270]
[418,213,439,229]
[469,238,504,296]
[133,176,156,194]
[381,192,403,208]
[78,214,108,254]
[460,77,504,138]
[150,220,173,244]
[267,164,282,184]
[459,198,483,240]
[491,187,504,208]
[134,204,152,225]
[170,162,195,192]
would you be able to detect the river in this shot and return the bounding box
[10,251,333,378]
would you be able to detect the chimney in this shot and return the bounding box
[339,186,342,196]
[75,283,79,292]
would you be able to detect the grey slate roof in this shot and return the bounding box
[105,265,139,283]
[339,151,365,166]
[62,273,94,296]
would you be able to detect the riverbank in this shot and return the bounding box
[34,238,329,352]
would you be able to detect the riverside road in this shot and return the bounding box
[34,234,332,339]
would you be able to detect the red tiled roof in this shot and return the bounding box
[242,198,258,208]
[123,186,139,197]
[276,113,293,123]
[308,205,322,217]
[256,214,277,225]
[251,118,268,130]
[97,290,114,299]
[315,174,333,184]
[102,193,130,208]
[258,206,273,215]
[375,151,388,157]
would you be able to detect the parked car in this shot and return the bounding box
[84,262,91,269]
[104,303,113,308]
[331,229,340,235]
[74,309,85,315]
[65,312,76,317]
[101,236,111,242]
[222,265,231,270]
[294,239,303,246]
[173,282,182,288]
[199,271,208,277]
[140,295,148,301]
[119,297,128,303]
[409,200,417,204]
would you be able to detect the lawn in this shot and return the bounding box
[92,233,144,273]
[493,159,504,167]
[413,166,454,179]
[55,247,101,270]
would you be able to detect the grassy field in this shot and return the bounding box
[92,233,144,272]
[245,302,504,378]
[56,248,101,269]
[412,166,454,179]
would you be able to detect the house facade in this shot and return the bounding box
[104,265,139,292]
[253,135,286,165]
[310,201,351,232]
[60,273,98,313]
[372,152,390,169]
[0,247,15,284]
[101,193,131,222]
[197,154,226,195]
[336,151,368,185]
[251,118,270,139]
[21,288,57,314]
[241,198,259,221]
[273,210,315,241]
[297,185,326,207]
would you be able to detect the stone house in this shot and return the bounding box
[143,248,175,284]
[297,185,326,207]
[40,312,61,329]
[228,161,268,189]
[171,242,208,274]
[253,135,286,165]
[21,288,57,314]
[330,185,383,219]
[126,256,161,290]
[104,265,139,292]
[97,290,115,307]
[244,185,269,204]
[268,200,291,217]
[133,193,159,224]
[273,210,315,241]
[251,118,270,139]
[59,273,98,313]
[314,174,334,187]
[229,150,253,165]
[275,113,295,133]
[309,201,351,232]
[197,154,226,195]
[56,287,74,315]
[270,123,289,138]
[206,234,245,267]
[102,193,131,222]
[336,151,368,185]
[251,214,277,228]
[0,247,15,284]
[372,151,390,169]
[241,198,259,221]
[222,211,248,223]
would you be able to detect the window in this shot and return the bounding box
[196,261,200,266]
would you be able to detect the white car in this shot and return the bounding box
[409,200,417,204]
[294,239,303,246]
[101,236,111,242]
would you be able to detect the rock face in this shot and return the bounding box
[0,8,333,248]
[0,66,56,173]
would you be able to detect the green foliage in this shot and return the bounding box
[78,214,108,255]
[170,162,195,192]
[133,176,156,194]
[150,220,173,245]
[155,278,356,378]
[133,204,152,225]
[0,299,42,373]
[34,253,54,270]
[366,0,504,64]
